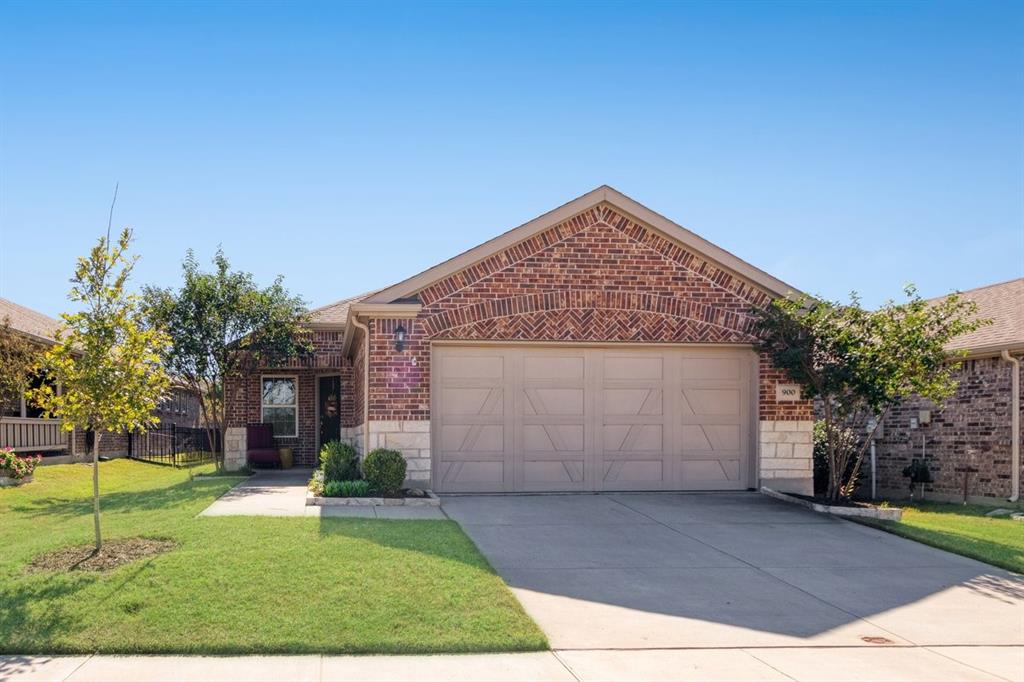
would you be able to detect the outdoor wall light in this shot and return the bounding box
[394,324,407,352]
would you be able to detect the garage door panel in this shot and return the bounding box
[523,355,585,380]
[440,424,505,453]
[522,424,585,452]
[680,458,743,489]
[434,345,753,493]
[523,459,585,485]
[681,387,741,416]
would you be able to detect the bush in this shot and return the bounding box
[0,448,41,480]
[308,469,325,495]
[323,479,372,497]
[320,440,359,482]
[362,448,406,495]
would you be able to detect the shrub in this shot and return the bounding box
[362,448,406,495]
[323,479,372,497]
[319,440,359,482]
[308,469,325,495]
[0,447,41,480]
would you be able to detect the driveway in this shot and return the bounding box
[444,492,1024,678]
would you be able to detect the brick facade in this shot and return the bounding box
[230,201,813,488]
[224,330,353,466]
[874,356,1022,502]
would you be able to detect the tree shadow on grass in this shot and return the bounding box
[7,478,235,520]
[0,575,92,656]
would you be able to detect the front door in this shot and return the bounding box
[318,375,341,450]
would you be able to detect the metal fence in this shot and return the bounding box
[129,424,221,467]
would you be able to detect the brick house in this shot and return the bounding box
[0,296,202,462]
[223,186,816,494]
[872,278,1022,504]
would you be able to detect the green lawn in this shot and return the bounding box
[857,501,1024,574]
[0,460,546,654]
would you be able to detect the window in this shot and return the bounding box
[262,377,297,437]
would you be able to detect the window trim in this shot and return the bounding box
[261,374,299,438]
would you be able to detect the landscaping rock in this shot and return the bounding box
[404,487,428,498]
[985,508,1015,517]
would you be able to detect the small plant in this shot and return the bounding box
[308,469,325,495]
[320,440,359,482]
[0,447,42,480]
[362,448,406,495]
[324,479,372,497]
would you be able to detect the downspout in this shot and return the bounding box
[1001,350,1020,502]
[352,316,371,457]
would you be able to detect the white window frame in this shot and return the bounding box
[261,375,299,438]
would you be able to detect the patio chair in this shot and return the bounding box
[246,423,281,468]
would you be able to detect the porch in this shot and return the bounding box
[0,416,69,454]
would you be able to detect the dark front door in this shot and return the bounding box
[318,375,341,449]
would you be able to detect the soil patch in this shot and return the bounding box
[28,537,178,573]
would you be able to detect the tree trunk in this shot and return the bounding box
[92,431,102,551]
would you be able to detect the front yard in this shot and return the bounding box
[0,460,546,654]
[857,501,1024,574]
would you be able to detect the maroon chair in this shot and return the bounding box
[246,423,281,468]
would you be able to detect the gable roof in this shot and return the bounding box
[364,185,802,304]
[934,278,1023,356]
[0,297,63,345]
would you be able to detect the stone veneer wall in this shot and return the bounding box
[758,421,815,494]
[367,420,431,486]
[874,356,1022,502]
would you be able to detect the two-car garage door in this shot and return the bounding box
[432,345,754,493]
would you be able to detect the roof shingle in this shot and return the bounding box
[932,278,1023,353]
[0,297,63,344]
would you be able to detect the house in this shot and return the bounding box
[223,186,816,494]
[0,296,202,462]
[872,278,1022,504]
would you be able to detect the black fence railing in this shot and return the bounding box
[129,424,221,467]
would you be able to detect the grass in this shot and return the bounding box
[0,460,546,654]
[856,501,1024,574]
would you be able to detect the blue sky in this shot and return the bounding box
[1,1,1021,318]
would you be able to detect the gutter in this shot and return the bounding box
[351,315,371,456]
[1000,350,1020,502]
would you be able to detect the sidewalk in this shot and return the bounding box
[4,646,1022,682]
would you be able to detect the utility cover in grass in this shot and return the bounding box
[28,538,177,572]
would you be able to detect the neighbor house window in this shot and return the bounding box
[262,376,298,437]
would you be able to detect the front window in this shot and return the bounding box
[262,377,297,437]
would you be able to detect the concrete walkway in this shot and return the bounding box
[4,647,1022,681]
[197,469,445,519]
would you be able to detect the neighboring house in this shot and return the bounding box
[224,186,816,494]
[0,296,202,461]
[872,278,1023,504]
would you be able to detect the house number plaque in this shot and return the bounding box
[776,384,801,401]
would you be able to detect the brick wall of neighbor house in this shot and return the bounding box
[224,330,352,467]
[359,205,813,490]
[874,356,1023,502]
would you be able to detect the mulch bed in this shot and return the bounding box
[28,537,178,573]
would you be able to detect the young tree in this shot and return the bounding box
[0,317,41,415]
[31,229,171,550]
[756,286,987,502]
[143,249,310,468]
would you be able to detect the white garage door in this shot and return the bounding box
[432,345,754,493]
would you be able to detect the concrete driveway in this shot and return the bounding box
[444,492,1024,679]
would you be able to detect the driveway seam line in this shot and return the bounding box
[606,496,912,646]
[923,646,1016,682]
[741,647,801,681]
[61,653,94,682]
[550,650,583,681]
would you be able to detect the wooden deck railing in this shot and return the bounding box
[0,417,68,453]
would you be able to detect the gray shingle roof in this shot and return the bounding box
[309,290,378,326]
[0,297,63,344]
[931,278,1023,353]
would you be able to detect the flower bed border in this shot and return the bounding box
[305,490,441,507]
[0,473,33,488]
[761,487,903,521]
